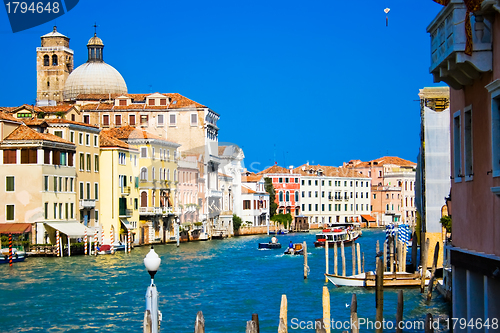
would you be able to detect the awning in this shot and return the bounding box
[361,215,376,222]
[44,222,89,238]
[120,219,133,230]
[0,223,32,234]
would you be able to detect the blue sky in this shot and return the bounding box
[0,0,446,172]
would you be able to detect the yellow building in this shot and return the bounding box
[99,131,139,245]
[103,126,180,244]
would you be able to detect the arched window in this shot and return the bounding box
[140,167,148,181]
[43,55,49,66]
[167,169,171,181]
[152,191,156,206]
[152,167,155,180]
[163,169,166,180]
[295,191,299,202]
[285,191,290,201]
[174,170,177,182]
[52,55,58,66]
[279,191,283,202]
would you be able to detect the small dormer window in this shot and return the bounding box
[149,99,155,106]
[160,99,167,106]
[52,55,58,66]
[119,99,127,106]
[43,55,49,66]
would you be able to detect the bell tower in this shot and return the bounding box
[36,26,74,104]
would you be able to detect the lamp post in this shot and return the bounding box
[144,246,161,333]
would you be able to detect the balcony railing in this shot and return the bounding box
[119,208,133,217]
[427,0,492,89]
[120,186,131,195]
[79,199,95,209]
[139,207,163,215]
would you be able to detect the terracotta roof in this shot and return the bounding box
[258,165,289,175]
[241,186,257,194]
[293,164,368,178]
[4,124,74,145]
[22,119,47,126]
[346,156,416,168]
[0,112,21,123]
[0,107,19,113]
[13,104,44,112]
[99,131,136,150]
[38,105,75,113]
[242,175,263,183]
[103,125,178,144]
[78,93,206,110]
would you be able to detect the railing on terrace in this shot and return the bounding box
[79,199,96,208]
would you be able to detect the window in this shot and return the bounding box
[308,191,311,198]
[86,183,91,200]
[315,204,318,211]
[43,54,49,66]
[487,81,500,177]
[70,131,75,143]
[83,115,90,124]
[167,150,170,161]
[59,203,62,219]
[152,167,155,180]
[53,203,57,219]
[79,133,83,145]
[6,205,14,221]
[285,178,289,183]
[119,99,127,106]
[86,154,91,171]
[160,98,167,106]
[94,155,99,171]
[119,152,126,165]
[85,134,90,146]
[366,181,369,187]
[44,202,48,219]
[140,167,148,181]
[301,180,305,185]
[169,114,176,126]
[149,99,155,106]
[152,148,155,159]
[453,110,462,181]
[94,135,98,147]
[285,191,289,201]
[79,182,84,199]
[191,113,198,126]
[140,115,148,125]
[167,169,171,181]
[102,114,110,126]
[3,149,16,164]
[54,131,63,138]
[129,114,136,126]
[315,191,318,197]
[295,191,299,201]
[141,147,147,158]
[464,106,473,181]
[60,152,67,166]
[95,183,99,200]
[315,180,318,186]
[302,191,305,198]
[279,191,283,201]
[295,178,298,183]
[79,153,84,171]
[65,203,68,219]
[52,54,58,66]
[322,204,325,212]
[6,176,14,192]
[158,115,164,126]
[44,176,49,191]
[21,149,37,164]
[53,177,57,192]
[243,200,251,210]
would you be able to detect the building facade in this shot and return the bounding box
[258,165,301,218]
[428,0,500,325]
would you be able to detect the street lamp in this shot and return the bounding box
[143,246,161,333]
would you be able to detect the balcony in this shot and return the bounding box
[119,208,133,217]
[279,201,293,207]
[427,0,492,89]
[79,199,95,209]
[139,207,163,215]
[120,186,131,195]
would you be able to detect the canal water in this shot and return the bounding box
[0,229,450,332]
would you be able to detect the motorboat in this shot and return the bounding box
[0,247,26,264]
[284,243,304,255]
[314,224,361,247]
[325,271,430,288]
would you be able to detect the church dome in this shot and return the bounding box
[63,62,127,100]
[62,33,127,101]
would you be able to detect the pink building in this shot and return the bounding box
[428,0,500,323]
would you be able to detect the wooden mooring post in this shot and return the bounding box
[396,290,404,333]
[246,320,258,333]
[425,313,434,333]
[420,237,430,293]
[325,241,329,282]
[356,243,361,275]
[341,241,346,277]
[252,313,260,333]
[352,242,356,276]
[427,242,440,301]
[411,231,418,272]
[351,293,359,333]
[278,294,287,333]
[389,236,395,273]
[303,241,308,279]
[334,242,338,275]
[322,286,331,333]
[383,240,388,272]
[375,257,384,333]
[194,311,205,333]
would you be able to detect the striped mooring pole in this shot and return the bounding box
[56,230,60,257]
[84,229,88,255]
[100,226,104,247]
[8,234,13,266]
[127,230,131,254]
[94,229,98,256]
[110,228,114,254]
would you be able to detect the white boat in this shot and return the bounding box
[0,248,26,264]
[325,271,430,288]
[314,223,361,247]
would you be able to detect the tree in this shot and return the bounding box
[270,213,293,229]
[440,215,452,233]
[233,214,243,232]
[264,177,277,218]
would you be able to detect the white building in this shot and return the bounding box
[293,164,371,226]
[241,175,270,227]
